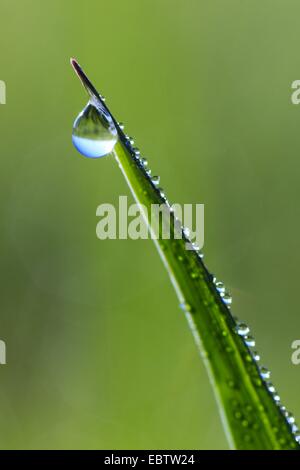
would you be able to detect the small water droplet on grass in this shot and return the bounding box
[235,323,250,336]
[260,366,271,380]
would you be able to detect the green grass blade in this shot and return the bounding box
[112,137,298,450]
[71,59,300,450]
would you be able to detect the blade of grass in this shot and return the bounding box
[112,139,298,450]
[71,59,300,450]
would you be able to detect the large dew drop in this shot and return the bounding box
[72,101,118,158]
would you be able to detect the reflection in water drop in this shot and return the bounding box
[284,411,295,424]
[151,175,160,186]
[215,281,225,293]
[72,101,118,158]
[244,335,255,347]
[260,366,271,380]
[140,157,148,166]
[252,351,260,362]
[266,382,275,393]
[235,322,250,336]
[221,293,232,306]
[295,431,300,443]
[292,424,298,433]
[273,394,280,403]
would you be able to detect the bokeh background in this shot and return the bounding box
[0,0,300,450]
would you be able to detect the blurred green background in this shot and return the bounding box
[0,0,300,450]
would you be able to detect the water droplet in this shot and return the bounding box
[235,322,250,336]
[260,366,271,380]
[284,411,295,424]
[192,242,200,251]
[215,281,225,293]
[129,137,135,145]
[294,431,300,443]
[266,382,275,393]
[252,351,260,361]
[158,187,165,198]
[221,293,232,306]
[140,157,148,166]
[72,102,118,158]
[273,394,280,403]
[145,169,152,176]
[292,424,298,433]
[183,227,190,238]
[244,335,255,347]
[133,148,141,156]
[118,122,124,130]
[151,175,160,185]
[179,302,191,312]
